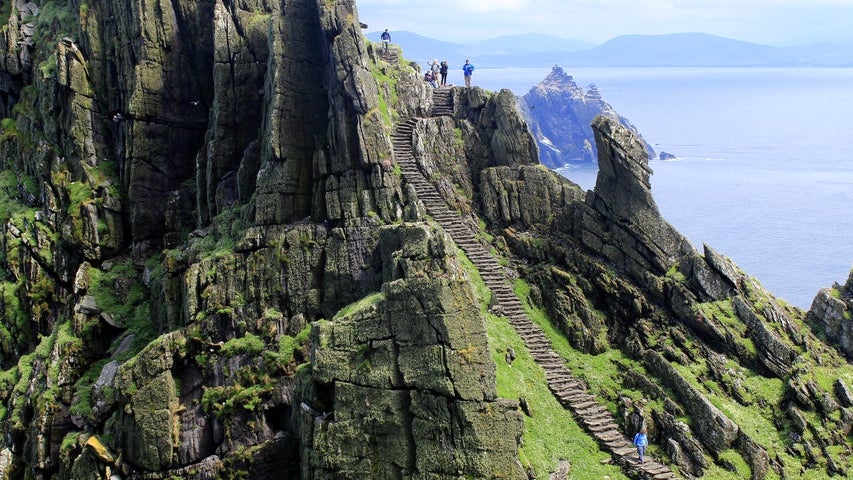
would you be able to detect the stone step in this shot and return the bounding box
[551,381,584,392]
[563,393,594,404]
[603,439,630,451]
[583,411,613,423]
[586,420,618,433]
[647,465,671,475]
[588,423,617,434]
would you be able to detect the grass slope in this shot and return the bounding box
[459,251,627,479]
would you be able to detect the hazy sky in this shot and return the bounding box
[356,0,853,46]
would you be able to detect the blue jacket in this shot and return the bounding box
[463,63,474,76]
[633,433,648,447]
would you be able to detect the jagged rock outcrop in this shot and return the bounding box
[808,269,853,357]
[298,223,525,479]
[519,65,654,168]
[477,113,853,478]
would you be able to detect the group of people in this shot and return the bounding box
[424,59,449,89]
[424,58,474,88]
[379,30,475,88]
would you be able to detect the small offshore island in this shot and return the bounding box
[0,1,851,480]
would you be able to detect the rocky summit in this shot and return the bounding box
[1,2,852,480]
[519,65,655,169]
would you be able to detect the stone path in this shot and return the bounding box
[376,48,400,65]
[390,90,678,480]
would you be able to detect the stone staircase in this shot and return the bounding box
[389,91,679,480]
[430,88,453,117]
[376,48,400,65]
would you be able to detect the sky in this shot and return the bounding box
[355,0,853,46]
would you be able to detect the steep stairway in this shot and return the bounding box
[430,88,453,117]
[389,91,679,480]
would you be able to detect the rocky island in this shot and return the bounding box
[519,65,655,169]
[0,1,851,480]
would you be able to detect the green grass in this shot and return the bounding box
[333,291,384,320]
[458,252,627,479]
[88,259,157,358]
[0,171,34,224]
[0,1,10,29]
[370,62,399,128]
[668,355,822,480]
[221,333,265,357]
[454,127,464,149]
[271,325,312,366]
[32,1,78,44]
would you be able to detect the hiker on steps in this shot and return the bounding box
[633,426,648,465]
[381,29,391,52]
[439,60,448,86]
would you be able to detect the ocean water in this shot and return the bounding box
[476,67,853,309]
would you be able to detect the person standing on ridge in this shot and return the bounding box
[633,426,648,465]
[431,59,440,85]
[462,59,474,87]
[439,60,448,86]
[380,29,391,52]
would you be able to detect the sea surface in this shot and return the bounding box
[474,67,853,309]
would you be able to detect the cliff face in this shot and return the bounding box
[2,2,853,480]
[519,65,654,168]
[0,0,525,478]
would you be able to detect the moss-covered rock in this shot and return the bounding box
[299,223,524,479]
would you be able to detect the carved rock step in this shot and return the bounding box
[547,374,583,385]
[614,446,636,457]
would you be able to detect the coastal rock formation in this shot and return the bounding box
[519,65,654,169]
[1,1,852,480]
[299,224,524,479]
[808,270,853,358]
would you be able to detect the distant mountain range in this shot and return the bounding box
[366,31,853,68]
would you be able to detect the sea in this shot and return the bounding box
[471,67,853,309]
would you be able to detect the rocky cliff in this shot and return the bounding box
[519,65,654,168]
[1,2,853,480]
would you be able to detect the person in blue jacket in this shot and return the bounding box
[633,426,648,464]
[462,59,474,87]
[380,29,391,52]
